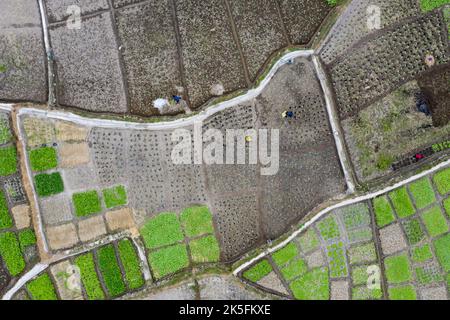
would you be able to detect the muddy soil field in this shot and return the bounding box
[114,0,183,116]
[0,0,47,103]
[418,64,450,127]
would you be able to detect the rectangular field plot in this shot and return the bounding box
[115,1,183,116]
[228,0,287,80]
[0,29,47,103]
[175,0,246,108]
[49,13,127,113]
[278,0,331,45]
[257,58,345,238]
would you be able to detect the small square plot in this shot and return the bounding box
[402,218,425,245]
[305,249,325,269]
[78,215,107,243]
[297,229,320,253]
[331,280,349,300]
[317,215,340,241]
[148,243,189,279]
[140,212,183,249]
[62,165,99,190]
[389,187,415,218]
[408,178,436,209]
[58,142,90,168]
[384,253,413,284]
[339,203,371,230]
[23,117,56,148]
[40,194,73,225]
[46,222,79,251]
[421,206,449,237]
[348,242,377,265]
[419,285,448,300]
[379,223,408,256]
[180,206,214,238]
[189,235,220,264]
[72,190,102,217]
[3,176,26,204]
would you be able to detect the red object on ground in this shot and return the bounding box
[415,153,425,160]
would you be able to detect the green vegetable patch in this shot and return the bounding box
[272,242,298,266]
[148,244,189,279]
[388,285,417,300]
[0,231,26,276]
[0,190,13,229]
[384,254,413,284]
[421,206,449,237]
[180,206,214,237]
[140,212,183,249]
[189,235,220,263]
[289,267,329,300]
[389,187,415,218]
[433,168,450,195]
[97,244,126,297]
[411,244,433,263]
[18,229,36,250]
[26,273,58,300]
[373,196,395,227]
[29,147,57,172]
[73,190,102,217]
[433,233,450,272]
[243,259,272,283]
[75,253,105,300]
[102,185,127,209]
[34,172,64,197]
[0,146,17,176]
[408,178,436,209]
[317,215,340,241]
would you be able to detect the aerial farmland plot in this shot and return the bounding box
[0,0,449,308]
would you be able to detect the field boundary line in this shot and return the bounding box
[313,55,356,193]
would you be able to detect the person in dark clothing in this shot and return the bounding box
[173,95,182,104]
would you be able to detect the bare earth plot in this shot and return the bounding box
[228,0,288,80]
[0,0,47,103]
[48,12,127,113]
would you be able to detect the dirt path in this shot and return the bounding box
[10,105,50,261]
